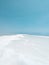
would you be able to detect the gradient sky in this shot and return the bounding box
[0,0,49,35]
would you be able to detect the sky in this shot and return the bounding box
[0,0,49,35]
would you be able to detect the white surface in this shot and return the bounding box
[0,34,49,65]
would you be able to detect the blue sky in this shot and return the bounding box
[0,0,49,35]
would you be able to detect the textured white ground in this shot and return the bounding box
[0,34,49,65]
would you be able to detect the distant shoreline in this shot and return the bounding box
[0,33,49,38]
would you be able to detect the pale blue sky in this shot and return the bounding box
[0,0,49,35]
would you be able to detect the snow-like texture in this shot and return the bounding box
[0,34,49,65]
